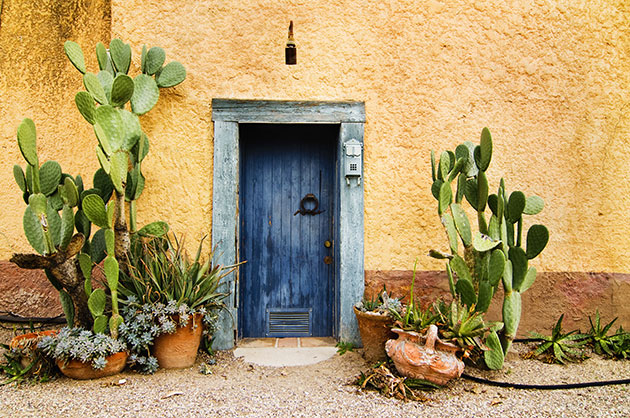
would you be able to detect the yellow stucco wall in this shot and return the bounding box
[1,1,629,276]
[0,0,110,254]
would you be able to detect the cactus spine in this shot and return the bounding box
[430,128,549,369]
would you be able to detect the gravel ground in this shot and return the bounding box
[1,327,629,418]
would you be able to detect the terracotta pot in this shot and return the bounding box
[153,314,203,369]
[9,329,59,368]
[354,306,396,363]
[57,351,128,380]
[385,325,464,386]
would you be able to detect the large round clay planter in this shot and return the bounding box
[10,329,59,368]
[354,306,396,363]
[385,325,464,386]
[57,351,128,380]
[153,314,203,369]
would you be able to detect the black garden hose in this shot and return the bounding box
[0,311,65,327]
[462,373,630,390]
[461,337,630,389]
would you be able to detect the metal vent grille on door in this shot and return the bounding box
[266,308,312,337]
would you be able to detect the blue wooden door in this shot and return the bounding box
[239,124,337,338]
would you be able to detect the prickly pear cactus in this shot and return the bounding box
[429,128,549,369]
[64,38,185,233]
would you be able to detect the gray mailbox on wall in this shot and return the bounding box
[343,138,363,186]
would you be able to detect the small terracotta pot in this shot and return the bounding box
[57,351,128,380]
[354,306,396,363]
[153,314,203,369]
[385,325,464,386]
[10,329,59,368]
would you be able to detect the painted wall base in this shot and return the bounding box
[365,269,630,336]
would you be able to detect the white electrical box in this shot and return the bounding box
[343,139,363,186]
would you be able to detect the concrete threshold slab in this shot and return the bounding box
[234,337,338,367]
[233,347,338,367]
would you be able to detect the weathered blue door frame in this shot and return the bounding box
[211,99,365,349]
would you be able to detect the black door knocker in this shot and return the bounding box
[294,193,324,216]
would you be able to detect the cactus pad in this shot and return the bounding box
[523,195,544,215]
[488,249,505,286]
[110,74,135,107]
[110,151,129,194]
[23,205,46,254]
[109,39,132,74]
[477,170,489,211]
[137,221,170,237]
[484,330,505,370]
[130,74,160,115]
[506,191,526,223]
[90,228,107,264]
[519,266,537,293]
[59,205,74,249]
[105,229,115,255]
[509,247,528,291]
[82,194,109,229]
[450,203,472,246]
[62,177,79,207]
[476,280,493,313]
[88,288,106,318]
[74,91,96,125]
[477,128,492,171]
[63,41,86,74]
[526,224,549,259]
[463,178,478,211]
[93,315,108,334]
[502,291,521,339]
[431,179,442,200]
[78,252,92,281]
[13,165,27,193]
[97,70,114,103]
[17,118,38,166]
[95,42,113,73]
[156,61,186,87]
[96,145,111,173]
[472,232,501,252]
[438,182,452,215]
[145,47,166,75]
[83,72,108,105]
[39,160,62,196]
[449,254,472,282]
[441,213,458,254]
[104,255,119,291]
[95,105,125,151]
[140,44,148,73]
[59,290,75,327]
[120,110,142,151]
[455,278,477,307]
[93,168,114,203]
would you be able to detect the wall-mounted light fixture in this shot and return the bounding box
[285,21,296,65]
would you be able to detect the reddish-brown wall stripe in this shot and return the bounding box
[365,270,630,337]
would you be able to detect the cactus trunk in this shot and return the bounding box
[113,191,130,261]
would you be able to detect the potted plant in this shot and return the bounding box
[353,287,402,363]
[117,235,236,370]
[37,328,126,380]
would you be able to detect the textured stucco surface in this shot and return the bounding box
[1,1,630,322]
[110,0,630,274]
[0,0,111,257]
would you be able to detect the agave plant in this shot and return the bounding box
[118,235,237,310]
[529,314,589,364]
[585,311,630,358]
[433,299,501,357]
